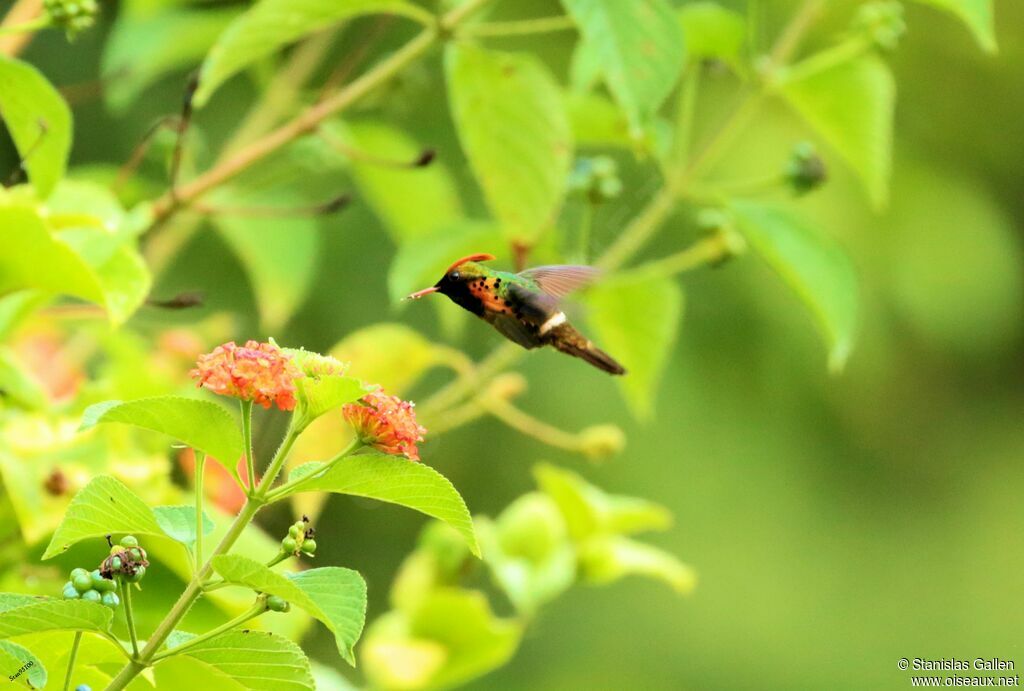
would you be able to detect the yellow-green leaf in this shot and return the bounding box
[195,0,430,106]
[560,0,685,134]
[909,0,996,53]
[730,200,858,372]
[779,50,895,208]
[0,57,71,198]
[445,44,572,242]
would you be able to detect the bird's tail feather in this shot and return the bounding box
[550,324,626,375]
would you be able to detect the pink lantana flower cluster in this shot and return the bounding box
[190,340,302,411]
[343,390,427,461]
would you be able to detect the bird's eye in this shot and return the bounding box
[450,271,461,281]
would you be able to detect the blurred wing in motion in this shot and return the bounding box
[518,265,601,298]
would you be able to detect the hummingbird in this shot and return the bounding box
[406,253,626,375]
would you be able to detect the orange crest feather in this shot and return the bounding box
[445,253,495,274]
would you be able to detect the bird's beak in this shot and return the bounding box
[404,286,439,300]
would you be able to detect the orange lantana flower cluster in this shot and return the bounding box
[190,340,301,410]
[343,390,427,461]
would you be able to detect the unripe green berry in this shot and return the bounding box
[76,685,92,691]
[72,573,93,593]
[91,570,116,592]
[127,565,146,583]
[110,556,122,571]
[282,537,298,553]
[81,589,101,603]
[120,535,139,548]
[591,156,615,178]
[288,525,301,539]
[63,583,79,599]
[302,539,317,555]
[597,177,623,199]
[266,595,290,612]
[70,568,89,581]
[101,591,120,609]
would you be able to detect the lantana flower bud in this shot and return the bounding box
[343,390,427,462]
[190,340,302,410]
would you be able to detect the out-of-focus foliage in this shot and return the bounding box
[0,0,1019,688]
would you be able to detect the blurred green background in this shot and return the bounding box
[3,0,1023,689]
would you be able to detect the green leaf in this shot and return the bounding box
[363,589,521,690]
[285,453,479,556]
[300,377,371,426]
[0,598,113,638]
[0,203,104,304]
[0,594,41,614]
[533,463,672,541]
[103,6,242,112]
[0,346,46,410]
[170,629,314,690]
[678,1,746,67]
[908,0,996,53]
[195,0,430,106]
[0,639,46,688]
[211,555,366,664]
[387,220,503,304]
[42,475,164,559]
[578,535,697,594]
[212,188,320,331]
[445,44,572,242]
[153,505,215,546]
[779,50,895,208]
[730,200,858,372]
[80,396,245,480]
[0,57,72,198]
[560,0,685,135]
[92,243,152,326]
[288,568,369,664]
[586,274,683,418]
[326,120,464,242]
[0,201,149,324]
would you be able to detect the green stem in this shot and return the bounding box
[459,15,575,38]
[120,580,140,658]
[596,0,826,273]
[104,497,264,691]
[264,438,361,502]
[63,631,82,691]
[151,602,266,662]
[419,342,523,417]
[482,398,584,453]
[0,14,47,36]
[241,400,255,493]
[194,451,206,566]
[620,233,737,281]
[253,419,303,500]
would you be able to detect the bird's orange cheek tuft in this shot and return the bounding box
[469,281,513,314]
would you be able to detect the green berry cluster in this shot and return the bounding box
[62,568,120,609]
[785,142,827,196]
[854,1,906,51]
[43,0,99,39]
[568,156,623,204]
[101,535,150,583]
[281,516,317,557]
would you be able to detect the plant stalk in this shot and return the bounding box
[62,631,82,691]
[194,451,206,566]
[241,400,255,493]
[150,601,266,662]
[120,580,140,658]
